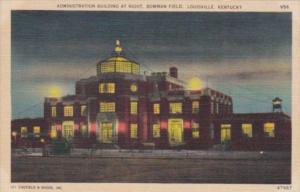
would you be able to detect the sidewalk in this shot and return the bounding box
[12,148,291,160]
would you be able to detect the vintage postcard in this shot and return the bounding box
[0,0,300,192]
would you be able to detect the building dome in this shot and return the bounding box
[97,40,140,75]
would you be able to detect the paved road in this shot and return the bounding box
[11,156,291,183]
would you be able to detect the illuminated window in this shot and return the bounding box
[64,106,73,117]
[192,121,200,138]
[99,83,115,93]
[100,102,115,112]
[20,126,27,138]
[124,62,132,73]
[99,83,105,93]
[130,83,138,92]
[132,64,140,73]
[153,103,160,114]
[153,124,160,138]
[81,105,87,116]
[107,83,115,93]
[264,122,275,138]
[50,125,57,139]
[116,62,124,72]
[62,121,74,140]
[221,124,231,142]
[169,102,182,114]
[101,62,115,73]
[116,61,131,73]
[115,62,132,73]
[130,101,138,114]
[100,57,140,74]
[241,124,253,138]
[33,126,40,137]
[51,106,56,117]
[130,124,138,138]
[192,101,199,113]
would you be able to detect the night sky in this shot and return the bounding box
[12,11,291,119]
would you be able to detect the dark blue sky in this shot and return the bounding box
[12,11,291,119]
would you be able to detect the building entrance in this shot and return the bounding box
[62,121,74,140]
[168,119,183,145]
[100,122,113,143]
[221,124,231,143]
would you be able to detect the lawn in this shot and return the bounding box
[11,156,291,183]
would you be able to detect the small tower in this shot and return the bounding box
[272,97,282,113]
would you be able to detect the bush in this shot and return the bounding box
[51,138,71,155]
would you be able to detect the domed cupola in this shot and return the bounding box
[96,40,140,75]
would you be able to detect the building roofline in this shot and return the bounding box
[213,112,291,121]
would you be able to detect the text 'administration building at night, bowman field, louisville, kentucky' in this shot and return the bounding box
[11,40,291,151]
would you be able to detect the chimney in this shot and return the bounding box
[272,97,282,113]
[169,67,178,78]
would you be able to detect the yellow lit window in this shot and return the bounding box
[20,126,27,138]
[99,83,115,93]
[124,62,131,73]
[51,106,56,117]
[50,125,57,139]
[33,126,40,137]
[264,122,275,138]
[132,64,140,74]
[169,102,182,114]
[100,102,115,112]
[64,106,73,117]
[101,62,115,73]
[81,105,87,116]
[116,62,124,72]
[130,124,138,138]
[107,83,115,93]
[116,62,132,73]
[153,103,160,114]
[99,83,105,93]
[153,124,160,138]
[130,101,138,114]
[130,84,138,92]
[221,124,231,142]
[192,101,199,113]
[192,121,200,138]
[242,124,253,138]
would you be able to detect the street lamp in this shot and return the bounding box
[12,131,17,144]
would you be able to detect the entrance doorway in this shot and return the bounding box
[100,122,113,143]
[168,119,183,145]
[62,121,74,140]
[221,124,231,143]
